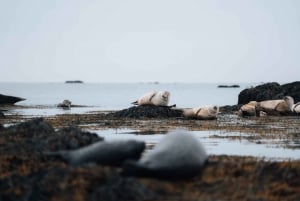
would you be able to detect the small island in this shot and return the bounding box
[65,80,84,84]
[218,84,240,88]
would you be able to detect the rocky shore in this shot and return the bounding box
[1,82,300,201]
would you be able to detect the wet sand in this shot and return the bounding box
[0,106,300,201]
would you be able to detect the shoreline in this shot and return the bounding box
[1,105,300,200]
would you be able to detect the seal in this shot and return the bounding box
[182,105,219,120]
[132,90,170,106]
[238,101,258,117]
[57,99,72,109]
[292,102,300,114]
[122,130,208,180]
[46,139,145,167]
[256,96,294,115]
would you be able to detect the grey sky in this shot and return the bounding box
[1,0,300,83]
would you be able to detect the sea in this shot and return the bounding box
[1,82,300,160]
[0,82,252,115]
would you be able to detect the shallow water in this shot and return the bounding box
[1,82,253,116]
[93,129,300,160]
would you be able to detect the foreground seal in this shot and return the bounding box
[46,139,145,167]
[182,105,219,120]
[256,96,294,115]
[132,90,170,106]
[122,130,208,179]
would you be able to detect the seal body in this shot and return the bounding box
[292,102,300,114]
[257,96,294,115]
[182,105,219,120]
[238,101,258,117]
[48,139,145,167]
[122,130,207,179]
[132,90,170,106]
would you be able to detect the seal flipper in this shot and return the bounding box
[131,100,138,105]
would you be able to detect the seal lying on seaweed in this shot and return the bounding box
[122,130,208,180]
[132,90,170,106]
[46,139,145,167]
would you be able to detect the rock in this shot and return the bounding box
[0,94,26,105]
[57,100,72,109]
[0,110,5,118]
[220,105,241,113]
[106,105,183,118]
[0,118,102,154]
[218,84,240,88]
[65,80,84,84]
[238,82,300,104]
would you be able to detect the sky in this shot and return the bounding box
[1,0,300,83]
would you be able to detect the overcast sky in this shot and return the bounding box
[1,0,300,83]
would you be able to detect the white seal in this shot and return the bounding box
[257,96,294,114]
[132,90,170,106]
[238,101,258,117]
[182,105,219,120]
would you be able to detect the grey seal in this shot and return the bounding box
[122,130,208,179]
[46,139,145,167]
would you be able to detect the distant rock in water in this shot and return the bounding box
[106,105,183,118]
[218,84,240,88]
[238,82,300,104]
[65,80,84,84]
[57,99,72,109]
[0,94,25,105]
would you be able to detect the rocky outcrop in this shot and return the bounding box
[238,82,300,104]
[0,94,25,105]
[106,105,182,118]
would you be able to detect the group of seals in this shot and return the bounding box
[46,130,207,180]
[132,90,219,120]
[238,96,299,117]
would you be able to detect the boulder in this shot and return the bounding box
[238,82,300,104]
[0,94,25,105]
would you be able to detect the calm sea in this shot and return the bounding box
[0,82,254,115]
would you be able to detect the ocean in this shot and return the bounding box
[0,82,252,115]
